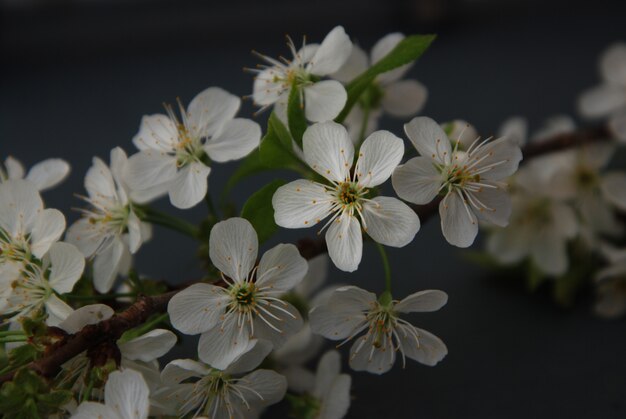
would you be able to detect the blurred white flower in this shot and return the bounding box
[333,33,428,142]
[72,369,150,419]
[392,116,522,247]
[1,156,70,191]
[594,244,626,318]
[310,286,448,374]
[251,26,352,122]
[273,121,419,272]
[578,42,626,141]
[168,218,307,370]
[486,164,579,275]
[1,241,83,326]
[158,340,286,418]
[127,87,261,209]
[66,147,150,293]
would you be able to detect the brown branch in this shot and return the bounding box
[0,123,613,386]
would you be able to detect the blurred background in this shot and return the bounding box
[2,0,626,417]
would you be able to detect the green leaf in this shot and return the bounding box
[223,148,267,193]
[336,34,436,123]
[287,81,308,147]
[241,179,287,243]
[259,118,305,172]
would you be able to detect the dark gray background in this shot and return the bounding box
[2,0,626,417]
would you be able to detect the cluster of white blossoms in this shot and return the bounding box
[4,27,625,419]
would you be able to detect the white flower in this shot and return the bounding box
[392,116,522,247]
[310,286,447,374]
[0,179,66,268]
[1,156,70,191]
[486,164,579,275]
[251,26,352,122]
[578,43,626,142]
[273,121,420,272]
[72,369,150,419]
[594,244,626,318]
[1,242,84,326]
[66,147,150,293]
[127,87,261,209]
[168,217,307,370]
[158,340,286,418]
[285,350,352,419]
[333,33,428,142]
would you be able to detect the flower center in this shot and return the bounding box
[575,166,598,189]
[0,229,31,264]
[337,182,365,207]
[230,282,257,312]
[366,305,396,348]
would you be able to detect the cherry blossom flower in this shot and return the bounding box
[310,286,448,374]
[272,121,420,272]
[593,244,626,318]
[578,43,626,142]
[251,26,352,122]
[72,369,150,419]
[332,33,428,142]
[168,217,307,370]
[486,164,579,275]
[66,148,151,293]
[127,87,261,209]
[158,340,286,418]
[1,156,70,192]
[392,116,522,247]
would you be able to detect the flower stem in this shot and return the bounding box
[140,207,199,238]
[0,330,25,337]
[375,242,392,294]
[357,103,371,147]
[0,336,27,343]
[204,191,218,219]
[64,293,135,301]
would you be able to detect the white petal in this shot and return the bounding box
[404,117,451,165]
[395,290,448,313]
[294,254,329,298]
[356,130,404,188]
[93,239,125,293]
[349,332,395,374]
[72,402,118,419]
[309,286,373,340]
[119,329,177,362]
[161,359,209,385]
[58,304,114,334]
[48,242,85,294]
[319,374,352,419]
[472,137,523,181]
[30,208,66,259]
[204,118,261,162]
[105,369,150,419]
[307,26,352,76]
[85,156,117,201]
[168,162,211,209]
[256,243,308,294]
[331,44,368,83]
[304,81,348,122]
[132,114,178,151]
[610,110,626,142]
[168,283,229,335]
[531,229,569,276]
[253,68,285,106]
[198,318,251,370]
[303,121,354,183]
[600,42,626,86]
[470,186,512,227]
[486,227,531,265]
[362,197,420,247]
[314,350,340,398]
[44,294,74,326]
[127,211,142,254]
[282,365,316,394]
[371,32,411,84]
[439,192,478,248]
[65,218,106,258]
[498,116,528,147]
[381,80,428,117]
[325,214,362,272]
[602,171,626,211]
[239,369,288,406]
[126,151,176,192]
[187,87,241,138]
[0,179,43,237]
[4,156,25,179]
[392,157,442,205]
[252,302,303,348]
[578,84,626,118]
[272,179,333,229]
[26,159,70,191]
[397,324,447,366]
[551,202,578,239]
[226,339,273,375]
[209,217,258,282]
